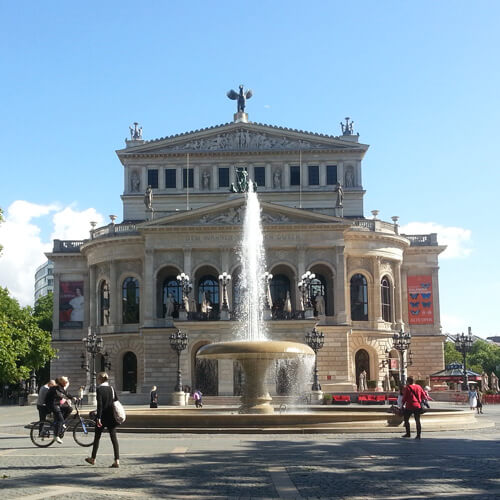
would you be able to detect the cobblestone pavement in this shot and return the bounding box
[0,404,499,499]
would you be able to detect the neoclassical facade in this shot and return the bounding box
[48,114,445,401]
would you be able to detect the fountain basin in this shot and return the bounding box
[197,341,314,414]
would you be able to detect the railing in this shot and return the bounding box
[351,219,397,233]
[402,233,438,246]
[92,223,139,239]
[52,239,85,253]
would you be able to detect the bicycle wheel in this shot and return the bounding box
[73,418,96,447]
[30,421,55,448]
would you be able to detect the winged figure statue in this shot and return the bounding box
[227,85,253,113]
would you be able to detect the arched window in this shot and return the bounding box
[99,280,110,326]
[122,351,137,393]
[350,273,368,321]
[355,349,370,387]
[194,345,218,395]
[122,277,140,324]
[381,276,392,322]
[310,276,327,316]
[270,274,291,312]
[198,275,219,311]
[162,276,182,318]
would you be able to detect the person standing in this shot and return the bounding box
[193,389,203,408]
[85,372,120,468]
[468,386,477,410]
[475,387,483,414]
[150,386,158,408]
[36,380,56,430]
[401,376,427,439]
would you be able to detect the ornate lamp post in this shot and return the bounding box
[218,272,231,310]
[305,325,325,392]
[454,326,474,390]
[392,329,412,387]
[298,271,316,319]
[82,327,104,405]
[176,272,192,320]
[169,329,188,394]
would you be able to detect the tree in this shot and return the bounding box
[444,338,500,375]
[34,292,53,333]
[0,287,55,383]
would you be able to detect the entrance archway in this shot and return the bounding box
[193,345,218,396]
[122,351,137,393]
[355,349,370,388]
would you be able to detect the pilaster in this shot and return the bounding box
[334,247,347,323]
[89,265,96,328]
[143,249,155,326]
[110,261,118,325]
[372,257,383,324]
[52,272,61,339]
[395,261,404,330]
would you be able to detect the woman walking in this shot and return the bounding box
[85,372,120,468]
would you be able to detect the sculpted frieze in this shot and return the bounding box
[162,130,333,152]
[198,208,290,225]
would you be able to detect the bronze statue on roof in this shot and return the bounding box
[227,85,253,113]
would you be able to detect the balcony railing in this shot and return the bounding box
[403,233,438,246]
[92,223,139,239]
[351,219,397,233]
[52,239,85,253]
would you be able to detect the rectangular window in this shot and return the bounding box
[183,168,194,188]
[218,167,229,187]
[253,166,266,187]
[308,165,319,185]
[290,166,301,186]
[165,169,176,188]
[147,169,158,189]
[326,165,337,185]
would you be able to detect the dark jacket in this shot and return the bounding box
[45,385,74,410]
[96,383,118,428]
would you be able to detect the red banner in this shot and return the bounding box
[407,275,434,325]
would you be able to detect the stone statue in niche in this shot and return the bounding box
[165,293,175,318]
[273,169,282,188]
[144,185,153,210]
[335,181,344,207]
[130,171,141,192]
[358,370,367,391]
[345,166,355,187]
[202,170,211,190]
[314,293,325,316]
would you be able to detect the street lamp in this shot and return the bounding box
[298,271,316,309]
[82,327,104,395]
[218,272,232,310]
[176,272,192,311]
[169,329,188,392]
[305,325,325,392]
[392,329,412,387]
[454,326,474,390]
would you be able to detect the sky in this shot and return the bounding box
[0,1,498,338]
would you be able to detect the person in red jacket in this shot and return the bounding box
[401,376,427,439]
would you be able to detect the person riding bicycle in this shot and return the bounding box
[45,376,76,444]
[36,379,56,431]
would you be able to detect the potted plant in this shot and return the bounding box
[323,394,332,405]
[367,380,377,390]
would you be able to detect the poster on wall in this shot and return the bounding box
[407,275,434,325]
[59,281,84,328]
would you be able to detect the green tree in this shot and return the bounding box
[0,287,55,383]
[444,338,500,375]
[444,341,461,366]
[34,292,53,333]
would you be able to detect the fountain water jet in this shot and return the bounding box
[197,185,314,413]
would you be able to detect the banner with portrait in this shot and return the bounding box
[59,281,84,328]
[407,275,434,325]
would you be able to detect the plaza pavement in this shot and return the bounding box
[0,403,499,499]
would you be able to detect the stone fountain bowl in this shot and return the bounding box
[197,340,315,360]
[197,340,314,414]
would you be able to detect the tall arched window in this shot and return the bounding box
[198,275,219,312]
[99,280,110,326]
[355,349,370,387]
[162,276,182,318]
[270,274,291,312]
[122,351,137,393]
[122,277,140,324]
[381,276,392,322]
[350,273,368,321]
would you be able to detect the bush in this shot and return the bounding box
[323,394,332,405]
[367,380,377,389]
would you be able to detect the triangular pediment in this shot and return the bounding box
[118,122,368,157]
[140,198,350,228]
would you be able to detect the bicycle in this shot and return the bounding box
[29,406,96,448]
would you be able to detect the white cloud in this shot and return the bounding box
[440,313,469,337]
[264,104,271,109]
[400,221,472,259]
[0,201,104,306]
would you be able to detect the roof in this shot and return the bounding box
[430,362,481,381]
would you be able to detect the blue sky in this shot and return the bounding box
[0,1,498,337]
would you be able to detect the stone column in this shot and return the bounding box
[296,246,306,312]
[334,247,347,324]
[372,257,383,324]
[143,249,155,327]
[176,166,182,191]
[284,163,290,188]
[320,162,326,186]
[337,161,344,188]
[212,164,217,190]
[431,267,441,333]
[394,261,404,330]
[110,261,118,326]
[141,167,148,190]
[356,160,362,188]
[89,265,96,328]
[193,165,200,191]
[265,163,272,189]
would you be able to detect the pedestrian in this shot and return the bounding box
[78,386,85,408]
[422,385,433,409]
[36,380,56,431]
[193,389,203,408]
[475,387,483,414]
[468,385,477,410]
[150,386,158,408]
[85,372,120,468]
[401,376,427,439]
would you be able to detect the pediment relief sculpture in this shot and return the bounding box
[196,208,291,225]
[159,129,341,153]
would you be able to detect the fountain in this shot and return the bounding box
[197,181,314,413]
